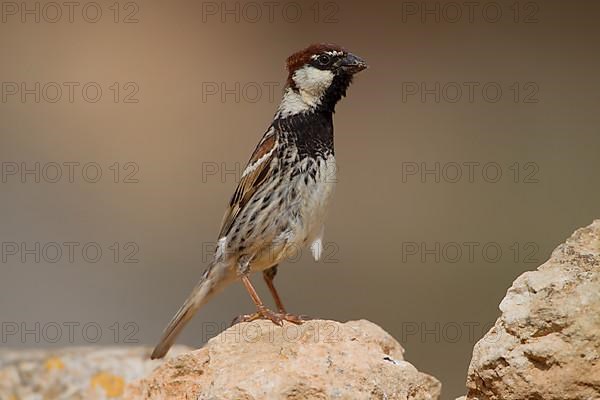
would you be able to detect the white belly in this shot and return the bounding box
[249,155,336,270]
[300,155,336,244]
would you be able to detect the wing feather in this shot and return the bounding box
[218,130,277,239]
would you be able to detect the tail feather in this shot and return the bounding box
[151,262,231,359]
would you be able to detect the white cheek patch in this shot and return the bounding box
[293,66,334,96]
[277,88,313,118]
[277,66,335,118]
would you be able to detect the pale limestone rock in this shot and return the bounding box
[465,220,600,400]
[126,319,441,400]
[0,346,189,400]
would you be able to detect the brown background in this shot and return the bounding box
[1,0,599,398]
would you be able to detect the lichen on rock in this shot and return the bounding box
[0,346,189,400]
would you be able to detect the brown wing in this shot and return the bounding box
[217,131,277,239]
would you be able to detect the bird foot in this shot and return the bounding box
[231,307,307,326]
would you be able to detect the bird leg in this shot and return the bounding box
[232,274,305,326]
[233,275,282,325]
[262,266,310,323]
[263,265,286,313]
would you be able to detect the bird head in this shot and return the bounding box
[280,44,367,116]
[286,44,367,91]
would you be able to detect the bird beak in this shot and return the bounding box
[338,53,368,74]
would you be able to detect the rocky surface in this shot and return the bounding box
[125,319,441,400]
[0,346,189,400]
[464,220,600,400]
[10,221,599,400]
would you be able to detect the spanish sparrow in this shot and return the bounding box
[151,44,367,359]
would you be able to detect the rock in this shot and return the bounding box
[0,346,190,400]
[125,319,441,400]
[464,220,600,400]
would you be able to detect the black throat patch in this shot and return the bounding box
[274,72,354,158]
[273,112,334,159]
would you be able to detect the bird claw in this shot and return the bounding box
[279,313,307,325]
[231,308,307,326]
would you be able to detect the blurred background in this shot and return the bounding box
[1,0,599,398]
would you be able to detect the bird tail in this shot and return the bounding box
[151,261,233,359]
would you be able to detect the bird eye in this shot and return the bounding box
[317,54,331,66]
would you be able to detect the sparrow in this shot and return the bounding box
[151,44,367,359]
